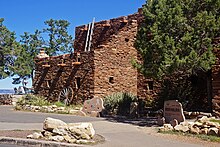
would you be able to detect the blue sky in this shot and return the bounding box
[0,0,146,89]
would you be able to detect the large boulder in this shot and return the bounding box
[43,117,67,131]
[68,122,95,138]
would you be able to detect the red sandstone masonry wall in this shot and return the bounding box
[74,9,159,99]
[33,52,95,103]
[211,38,220,114]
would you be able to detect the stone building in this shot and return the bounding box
[33,9,158,104]
[33,7,220,115]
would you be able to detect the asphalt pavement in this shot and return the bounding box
[0,105,211,147]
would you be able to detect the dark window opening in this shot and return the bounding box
[76,77,81,89]
[46,80,51,88]
[125,38,129,42]
[77,53,81,62]
[109,77,114,84]
[147,81,154,90]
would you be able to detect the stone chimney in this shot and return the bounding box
[36,48,49,58]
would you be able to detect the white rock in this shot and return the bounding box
[174,125,189,132]
[200,128,208,135]
[52,127,68,135]
[43,117,67,131]
[208,127,219,136]
[198,116,209,123]
[49,135,64,142]
[163,124,173,130]
[63,135,76,143]
[27,132,43,139]
[68,122,95,138]
[189,126,200,134]
[52,105,57,108]
[57,107,65,111]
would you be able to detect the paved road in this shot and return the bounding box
[0,105,212,147]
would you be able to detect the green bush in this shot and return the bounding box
[54,101,65,107]
[16,94,51,107]
[104,92,137,116]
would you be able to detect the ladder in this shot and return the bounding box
[84,18,95,52]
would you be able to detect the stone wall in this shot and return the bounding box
[211,37,220,115]
[74,8,159,99]
[34,8,157,103]
[33,52,94,103]
[0,94,12,105]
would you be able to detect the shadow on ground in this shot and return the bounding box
[103,116,158,127]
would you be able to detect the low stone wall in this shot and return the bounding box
[0,94,13,105]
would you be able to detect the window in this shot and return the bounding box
[76,77,81,89]
[77,53,81,62]
[109,77,114,84]
[125,38,129,42]
[147,81,154,90]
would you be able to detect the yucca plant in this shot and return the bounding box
[104,92,137,116]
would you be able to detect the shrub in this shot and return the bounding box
[16,94,51,107]
[104,92,137,116]
[54,101,65,107]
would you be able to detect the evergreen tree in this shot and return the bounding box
[43,19,73,56]
[11,19,73,84]
[10,30,43,84]
[135,0,220,79]
[0,18,18,79]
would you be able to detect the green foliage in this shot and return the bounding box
[0,18,20,79]
[210,119,220,124]
[9,19,73,84]
[54,101,65,107]
[10,30,43,83]
[104,92,137,116]
[17,94,51,107]
[43,19,73,56]
[134,0,220,79]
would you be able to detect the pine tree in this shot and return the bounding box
[134,0,220,111]
[0,18,18,79]
[10,30,43,84]
[11,19,73,84]
[135,0,220,79]
[43,19,73,56]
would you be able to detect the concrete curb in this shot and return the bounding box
[0,137,83,147]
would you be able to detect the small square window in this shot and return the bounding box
[109,77,114,84]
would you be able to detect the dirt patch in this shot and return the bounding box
[0,130,36,138]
